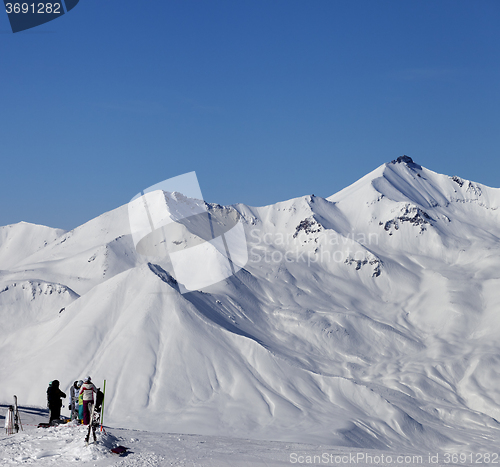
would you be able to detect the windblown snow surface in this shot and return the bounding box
[2,157,500,463]
[0,405,448,467]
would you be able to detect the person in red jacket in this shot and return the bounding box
[79,376,97,425]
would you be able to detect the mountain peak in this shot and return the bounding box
[390,155,421,170]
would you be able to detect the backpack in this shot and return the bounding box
[94,389,104,413]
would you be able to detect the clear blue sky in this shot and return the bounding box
[1,0,499,230]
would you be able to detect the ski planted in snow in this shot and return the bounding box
[4,406,14,435]
[13,395,22,433]
[5,396,23,434]
[85,386,105,445]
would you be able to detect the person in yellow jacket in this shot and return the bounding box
[77,383,84,423]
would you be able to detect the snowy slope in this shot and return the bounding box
[2,404,464,467]
[1,156,500,454]
[0,222,65,270]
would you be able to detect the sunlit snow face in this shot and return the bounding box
[128,172,248,293]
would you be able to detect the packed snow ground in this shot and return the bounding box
[1,157,500,455]
[0,405,486,467]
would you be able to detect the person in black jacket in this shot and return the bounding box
[46,380,66,424]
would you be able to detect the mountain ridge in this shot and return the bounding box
[1,157,500,451]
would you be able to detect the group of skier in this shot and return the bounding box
[47,376,97,425]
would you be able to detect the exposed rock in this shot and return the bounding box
[380,204,433,234]
[293,218,323,238]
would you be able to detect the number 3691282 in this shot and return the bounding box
[5,3,62,14]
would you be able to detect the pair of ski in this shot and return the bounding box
[82,381,128,456]
[5,395,23,435]
[85,380,105,445]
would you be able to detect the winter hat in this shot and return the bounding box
[52,380,60,388]
[85,376,91,383]
[77,380,83,388]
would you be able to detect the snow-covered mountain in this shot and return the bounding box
[2,156,500,452]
